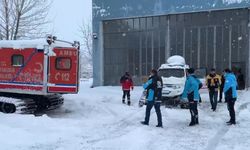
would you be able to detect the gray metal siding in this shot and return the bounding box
[93,0,250,86]
[102,8,249,86]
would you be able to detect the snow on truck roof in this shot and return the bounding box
[167,55,186,65]
[0,39,75,49]
[159,64,189,69]
[159,55,189,69]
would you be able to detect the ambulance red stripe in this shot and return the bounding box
[48,86,77,93]
[0,84,43,91]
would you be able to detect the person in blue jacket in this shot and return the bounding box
[223,68,238,125]
[141,69,163,128]
[181,68,202,126]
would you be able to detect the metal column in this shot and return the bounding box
[213,26,217,68]
[166,17,170,60]
[197,27,201,68]
[229,25,232,69]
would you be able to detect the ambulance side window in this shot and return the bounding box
[56,57,71,70]
[12,55,24,67]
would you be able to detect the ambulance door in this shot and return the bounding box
[47,47,79,93]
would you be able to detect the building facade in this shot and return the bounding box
[92,0,250,86]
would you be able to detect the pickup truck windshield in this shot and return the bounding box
[158,69,185,78]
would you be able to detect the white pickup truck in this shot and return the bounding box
[158,55,189,106]
[139,55,206,108]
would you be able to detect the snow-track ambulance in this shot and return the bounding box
[0,36,80,114]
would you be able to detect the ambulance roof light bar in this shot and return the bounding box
[46,35,55,45]
[46,35,80,49]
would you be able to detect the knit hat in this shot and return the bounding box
[151,69,158,75]
[187,68,195,74]
[224,68,231,73]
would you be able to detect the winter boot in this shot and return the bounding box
[156,124,163,128]
[196,116,199,125]
[141,121,149,125]
[189,115,196,126]
[226,119,236,125]
[227,122,236,125]
[127,100,131,106]
[189,121,196,126]
[122,99,125,104]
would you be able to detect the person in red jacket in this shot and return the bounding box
[120,72,134,105]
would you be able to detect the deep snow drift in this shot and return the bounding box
[0,79,250,150]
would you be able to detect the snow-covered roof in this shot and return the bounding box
[93,0,250,22]
[0,39,75,49]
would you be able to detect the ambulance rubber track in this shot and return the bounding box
[0,94,64,114]
[46,94,64,111]
[0,97,37,114]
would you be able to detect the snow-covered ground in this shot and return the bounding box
[1,79,250,150]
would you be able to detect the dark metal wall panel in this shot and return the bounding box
[93,0,250,86]
[103,8,249,86]
[215,26,224,72]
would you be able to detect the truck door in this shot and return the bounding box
[47,47,79,93]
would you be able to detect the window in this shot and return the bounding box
[134,18,139,30]
[140,18,146,30]
[12,55,24,67]
[56,57,71,70]
[158,69,185,78]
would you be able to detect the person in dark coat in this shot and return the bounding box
[181,68,202,126]
[141,69,163,128]
[223,68,238,125]
[219,74,225,103]
[206,68,221,111]
[120,72,134,105]
[236,69,245,90]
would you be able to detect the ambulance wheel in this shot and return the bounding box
[1,103,16,113]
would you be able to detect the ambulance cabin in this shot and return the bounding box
[0,37,80,96]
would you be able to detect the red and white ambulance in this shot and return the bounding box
[0,36,80,113]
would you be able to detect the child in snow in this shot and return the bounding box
[181,68,202,126]
[120,72,134,105]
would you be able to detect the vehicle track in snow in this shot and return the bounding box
[87,103,171,150]
[205,92,250,150]
[86,107,144,144]
[86,96,145,144]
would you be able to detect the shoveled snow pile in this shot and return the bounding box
[0,79,250,150]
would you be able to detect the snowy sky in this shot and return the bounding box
[48,0,92,42]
